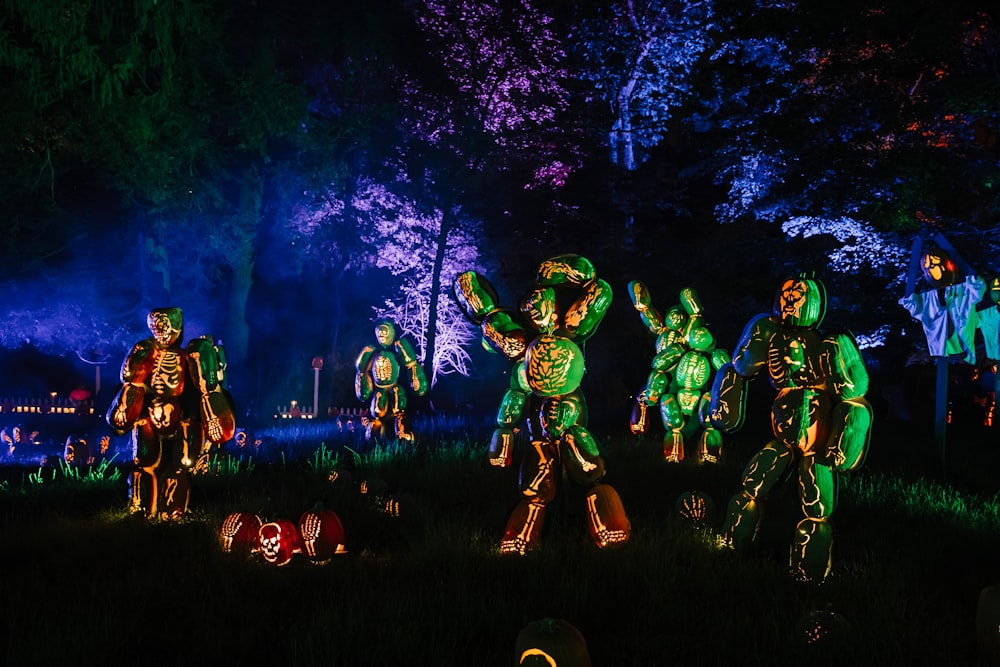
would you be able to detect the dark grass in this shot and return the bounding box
[2,414,1000,666]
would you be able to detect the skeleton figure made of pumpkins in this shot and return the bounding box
[354,319,428,441]
[106,308,236,520]
[709,274,873,582]
[453,254,630,555]
[627,282,731,463]
[219,508,347,566]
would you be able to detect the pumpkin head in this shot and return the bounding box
[298,510,346,563]
[515,618,592,667]
[258,519,302,567]
[920,247,960,287]
[773,276,826,328]
[220,512,263,554]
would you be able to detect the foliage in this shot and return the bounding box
[571,0,717,171]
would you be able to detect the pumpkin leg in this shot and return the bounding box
[130,421,161,517]
[585,483,630,548]
[720,439,793,549]
[501,499,546,555]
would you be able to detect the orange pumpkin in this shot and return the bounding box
[298,510,346,563]
[219,512,263,554]
[258,519,302,567]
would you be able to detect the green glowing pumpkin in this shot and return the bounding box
[525,335,585,397]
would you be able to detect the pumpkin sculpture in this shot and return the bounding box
[627,283,730,463]
[515,618,592,667]
[298,510,347,563]
[258,519,303,567]
[219,512,263,555]
[709,274,872,582]
[454,254,630,554]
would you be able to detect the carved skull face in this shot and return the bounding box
[774,277,825,328]
[258,520,302,566]
[147,308,183,347]
[374,320,396,347]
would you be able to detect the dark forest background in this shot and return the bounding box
[0,0,997,429]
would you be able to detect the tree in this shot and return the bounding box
[570,0,716,171]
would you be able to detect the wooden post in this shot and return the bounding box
[935,357,948,473]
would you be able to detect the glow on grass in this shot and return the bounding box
[843,472,1000,529]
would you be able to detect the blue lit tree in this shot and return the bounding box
[570,0,716,171]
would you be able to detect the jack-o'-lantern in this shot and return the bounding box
[796,604,853,650]
[920,246,960,287]
[258,519,302,567]
[219,512,262,554]
[63,437,90,466]
[298,510,346,563]
[515,618,592,667]
[773,276,826,328]
[675,490,715,526]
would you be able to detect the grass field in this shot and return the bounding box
[2,413,1000,666]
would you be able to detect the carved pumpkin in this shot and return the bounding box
[219,512,262,554]
[584,484,630,549]
[773,276,826,328]
[796,604,853,650]
[515,618,592,667]
[298,510,347,563]
[258,519,302,567]
[675,491,715,526]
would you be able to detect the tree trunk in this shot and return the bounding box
[424,204,457,390]
[224,161,262,383]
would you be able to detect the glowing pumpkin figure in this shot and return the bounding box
[219,512,263,554]
[515,618,592,667]
[710,274,872,582]
[298,510,347,563]
[454,254,630,554]
[354,319,428,441]
[627,283,730,463]
[258,519,302,567]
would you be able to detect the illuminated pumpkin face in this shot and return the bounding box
[374,320,396,347]
[146,308,183,347]
[774,278,826,328]
[521,287,558,334]
[663,306,687,332]
[525,335,585,397]
[515,618,592,667]
[990,276,1000,305]
[258,520,302,567]
[921,248,959,287]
